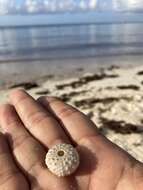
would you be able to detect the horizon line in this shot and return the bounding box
[0,21,143,29]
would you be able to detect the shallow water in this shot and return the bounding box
[0,23,143,63]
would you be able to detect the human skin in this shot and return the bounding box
[0,89,142,190]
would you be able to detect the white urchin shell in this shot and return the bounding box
[45,143,80,177]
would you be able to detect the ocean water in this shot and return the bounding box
[0,23,143,63]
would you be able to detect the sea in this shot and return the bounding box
[0,23,143,63]
[0,22,143,87]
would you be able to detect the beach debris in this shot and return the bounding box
[107,65,120,71]
[35,89,50,95]
[56,73,119,89]
[73,97,128,109]
[137,70,143,75]
[60,90,87,102]
[100,118,143,134]
[45,143,80,177]
[117,85,140,91]
[9,82,39,90]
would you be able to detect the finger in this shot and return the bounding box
[0,104,46,179]
[0,132,28,189]
[38,96,102,144]
[0,104,76,190]
[9,90,70,148]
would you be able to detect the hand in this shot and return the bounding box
[0,90,142,190]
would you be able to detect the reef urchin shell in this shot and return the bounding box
[45,143,80,177]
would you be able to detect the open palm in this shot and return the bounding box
[0,90,142,190]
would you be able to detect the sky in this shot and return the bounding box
[0,0,143,15]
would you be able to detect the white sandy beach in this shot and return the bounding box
[0,64,143,162]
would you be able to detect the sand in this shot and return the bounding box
[0,64,143,162]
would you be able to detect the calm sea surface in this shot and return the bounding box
[0,23,143,63]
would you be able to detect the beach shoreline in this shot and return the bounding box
[0,55,143,90]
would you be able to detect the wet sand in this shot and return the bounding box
[0,55,142,89]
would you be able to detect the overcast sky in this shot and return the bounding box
[0,0,143,15]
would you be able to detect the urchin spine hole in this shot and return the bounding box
[57,150,65,157]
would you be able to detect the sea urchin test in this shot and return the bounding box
[45,143,80,177]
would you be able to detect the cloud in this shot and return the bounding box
[0,0,143,15]
[89,0,97,9]
[25,0,42,13]
[0,0,13,14]
[112,0,143,11]
[0,0,97,14]
[43,0,75,11]
[95,0,143,11]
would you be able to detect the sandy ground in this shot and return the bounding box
[0,64,143,162]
